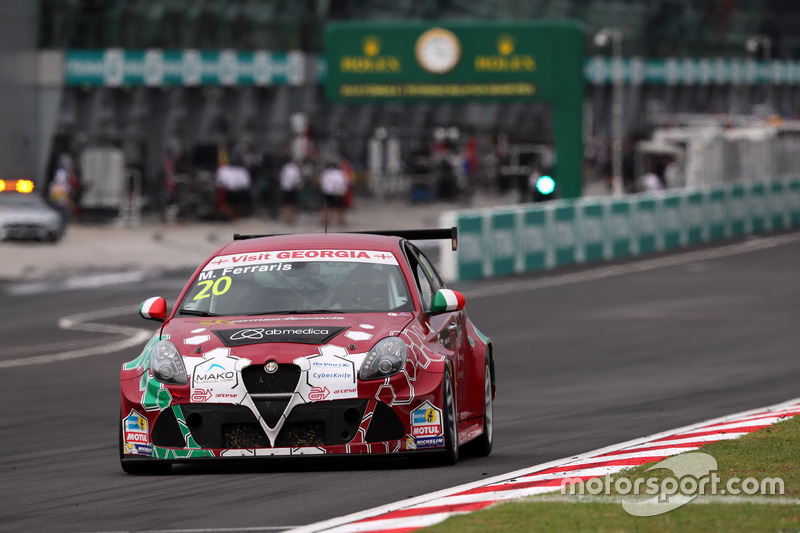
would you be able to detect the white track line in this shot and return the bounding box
[0,305,152,368]
[8,271,146,295]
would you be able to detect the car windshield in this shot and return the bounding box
[0,192,47,208]
[177,249,414,316]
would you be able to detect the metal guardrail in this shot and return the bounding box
[440,176,800,281]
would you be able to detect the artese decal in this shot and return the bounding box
[122,410,153,456]
[214,326,347,347]
[410,401,444,448]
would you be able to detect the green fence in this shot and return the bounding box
[440,176,800,281]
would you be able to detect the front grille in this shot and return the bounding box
[157,404,258,449]
[222,423,269,448]
[283,399,368,446]
[242,363,301,395]
[153,399,384,450]
[221,422,326,448]
[7,223,43,239]
[275,422,325,447]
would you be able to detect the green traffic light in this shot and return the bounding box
[536,175,556,195]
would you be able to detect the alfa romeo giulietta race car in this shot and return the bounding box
[120,228,494,473]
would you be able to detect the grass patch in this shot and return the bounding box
[424,500,800,533]
[425,415,799,533]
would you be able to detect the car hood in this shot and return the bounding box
[162,312,416,364]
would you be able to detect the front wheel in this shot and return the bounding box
[438,367,459,466]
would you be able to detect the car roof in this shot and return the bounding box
[215,232,405,255]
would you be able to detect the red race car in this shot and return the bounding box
[120,228,494,473]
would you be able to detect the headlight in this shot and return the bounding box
[149,340,188,385]
[360,336,408,380]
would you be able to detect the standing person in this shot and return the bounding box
[338,157,355,211]
[279,158,301,224]
[162,149,178,221]
[48,154,73,236]
[319,161,348,227]
[215,161,251,220]
[637,162,664,192]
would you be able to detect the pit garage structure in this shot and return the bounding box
[324,21,585,199]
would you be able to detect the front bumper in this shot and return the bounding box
[0,221,60,241]
[121,368,445,460]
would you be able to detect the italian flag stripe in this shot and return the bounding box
[139,297,164,318]
[440,289,465,311]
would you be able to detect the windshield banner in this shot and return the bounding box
[202,250,399,272]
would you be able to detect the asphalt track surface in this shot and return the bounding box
[1,233,799,532]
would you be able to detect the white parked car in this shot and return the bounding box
[0,180,63,243]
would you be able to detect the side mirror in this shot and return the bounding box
[429,289,466,314]
[139,296,167,321]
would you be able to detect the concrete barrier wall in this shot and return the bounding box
[439,176,800,281]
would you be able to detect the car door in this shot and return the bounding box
[405,243,467,419]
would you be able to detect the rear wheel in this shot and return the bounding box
[463,359,493,457]
[439,367,459,466]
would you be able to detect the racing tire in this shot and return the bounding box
[45,231,62,244]
[119,426,171,475]
[438,367,459,466]
[462,358,493,457]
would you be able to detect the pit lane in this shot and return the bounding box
[1,234,798,532]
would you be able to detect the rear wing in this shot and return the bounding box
[233,227,458,251]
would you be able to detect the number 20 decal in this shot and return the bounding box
[193,276,232,300]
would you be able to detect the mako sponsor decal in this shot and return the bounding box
[187,347,251,404]
[201,249,398,271]
[214,326,347,347]
[194,365,236,386]
[122,409,153,456]
[410,401,444,448]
